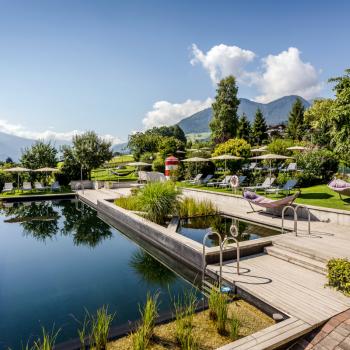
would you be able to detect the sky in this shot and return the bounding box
[0,0,349,144]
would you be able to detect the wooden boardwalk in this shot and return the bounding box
[208,255,350,349]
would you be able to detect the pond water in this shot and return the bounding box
[0,200,199,349]
[178,215,280,247]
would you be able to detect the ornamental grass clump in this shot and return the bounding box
[179,197,217,218]
[32,326,60,350]
[137,182,179,224]
[132,293,159,350]
[327,258,350,295]
[174,292,198,350]
[114,195,142,211]
[90,306,115,350]
[230,317,240,340]
[216,293,229,335]
[208,284,221,320]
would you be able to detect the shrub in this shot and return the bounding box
[230,317,240,340]
[295,149,339,186]
[137,182,179,224]
[152,155,165,173]
[139,152,156,164]
[267,138,294,156]
[327,258,350,295]
[179,197,217,218]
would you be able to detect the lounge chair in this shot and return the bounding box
[208,175,232,188]
[243,190,299,212]
[51,181,61,191]
[328,179,350,199]
[282,163,297,172]
[199,174,213,185]
[265,179,298,195]
[244,177,276,192]
[248,162,257,171]
[34,182,47,191]
[2,182,14,193]
[182,173,203,184]
[22,182,32,191]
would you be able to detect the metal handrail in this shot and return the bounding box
[295,205,311,235]
[202,232,222,289]
[282,205,298,235]
[221,236,240,275]
[75,182,85,194]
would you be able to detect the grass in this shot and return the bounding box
[179,197,218,218]
[109,299,274,350]
[0,187,72,198]
[177,182,350,211]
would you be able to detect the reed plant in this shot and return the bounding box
[114,195,142,211]
[229,317,240,340]
[208,284,221,320]
[90,306,115,350]
[215,293,228,335]
[77,313,90,350]
[179,197,217,218]
[132,293,159,350]
[32,326,60,350]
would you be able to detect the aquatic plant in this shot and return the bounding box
[174,291,198,349]
[215,293,228,335]
[132,293,159,350]
[90,306,115,350]
[208,285,221,320]
[114,195,142,211]
[137,182,179,224]
[77,313,90,350]
[32,326,60,350]
[178,197,217,218]
[229,317,240,340]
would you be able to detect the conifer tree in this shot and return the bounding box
[237,113,251,142]
[252,108,268,145]
[287,98,307,141]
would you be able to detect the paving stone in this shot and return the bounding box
[329,330,346,343]
[336,325,350,337]
[319,336,341,349]
[339,337,350,350]
[323,323,336,334]
[311,331,328,345]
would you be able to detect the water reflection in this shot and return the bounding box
[129,249,177,286]
[0,200,112,247]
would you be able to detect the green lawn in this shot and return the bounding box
[177,182,350,211]
[0,186,73,198]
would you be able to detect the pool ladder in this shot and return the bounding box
[281,205,311,236]
[201,224,240,296]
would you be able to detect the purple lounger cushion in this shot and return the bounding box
[243,190,298,209]
[329,179,350,190]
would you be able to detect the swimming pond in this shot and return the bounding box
[0,200,200,349]
[177,215,280,247]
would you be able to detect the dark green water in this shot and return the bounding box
[0,200,199,349]
[178,215,280,247]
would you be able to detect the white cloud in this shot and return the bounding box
[254,47,323,103]
[190,44,256,84]
[0,119,122,145]
[143,98,213,128]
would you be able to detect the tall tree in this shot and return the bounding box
[287,98,307,141]
[210,75,240,144]
[69,131,113,179]
[20,141,58,169]
[329,68,350,164]
[251,109,267,145]
[237,113,251,142]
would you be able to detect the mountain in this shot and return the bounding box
[0,132,70,161]
[177,95,311,134]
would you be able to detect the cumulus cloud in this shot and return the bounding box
[143,98,213,128]
[254,47,323,103]
[0,119,122,144]
[190,44,256,84]
[190,44,322,103]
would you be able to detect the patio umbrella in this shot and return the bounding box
[287,146,307,151]
[210,154,242,173]
[34,167,59,185]
[127,162,152,167]
[4,167,32,188]
[250,153,293,178]
[251,146,268,153]
[181,157,209,174]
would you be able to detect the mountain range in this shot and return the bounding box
[177,95,311,134]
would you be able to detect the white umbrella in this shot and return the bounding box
[251,146,268,153]
[34,167,59,185]
[4,167,32,188]
[250,153,293,178]
[210,154,242,173]
[181,157,209,174]
[287,146,307,151]
[127,162,152,167]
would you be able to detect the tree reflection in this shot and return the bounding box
[1,201,59,241]
[129,249,176,286]
[59,200,112,247]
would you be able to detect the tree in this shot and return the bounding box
[287,98,307,141]
[158,136,185,159]
[5,157,13,164]
[237,113,251,142]
[329,69,350,164]
[304,99,334,147]
[251,109,267,145]
[210,75,240,144]
[20,141,58,169]
[68,131,113,179]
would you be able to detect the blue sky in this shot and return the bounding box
[0,0,349,143]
